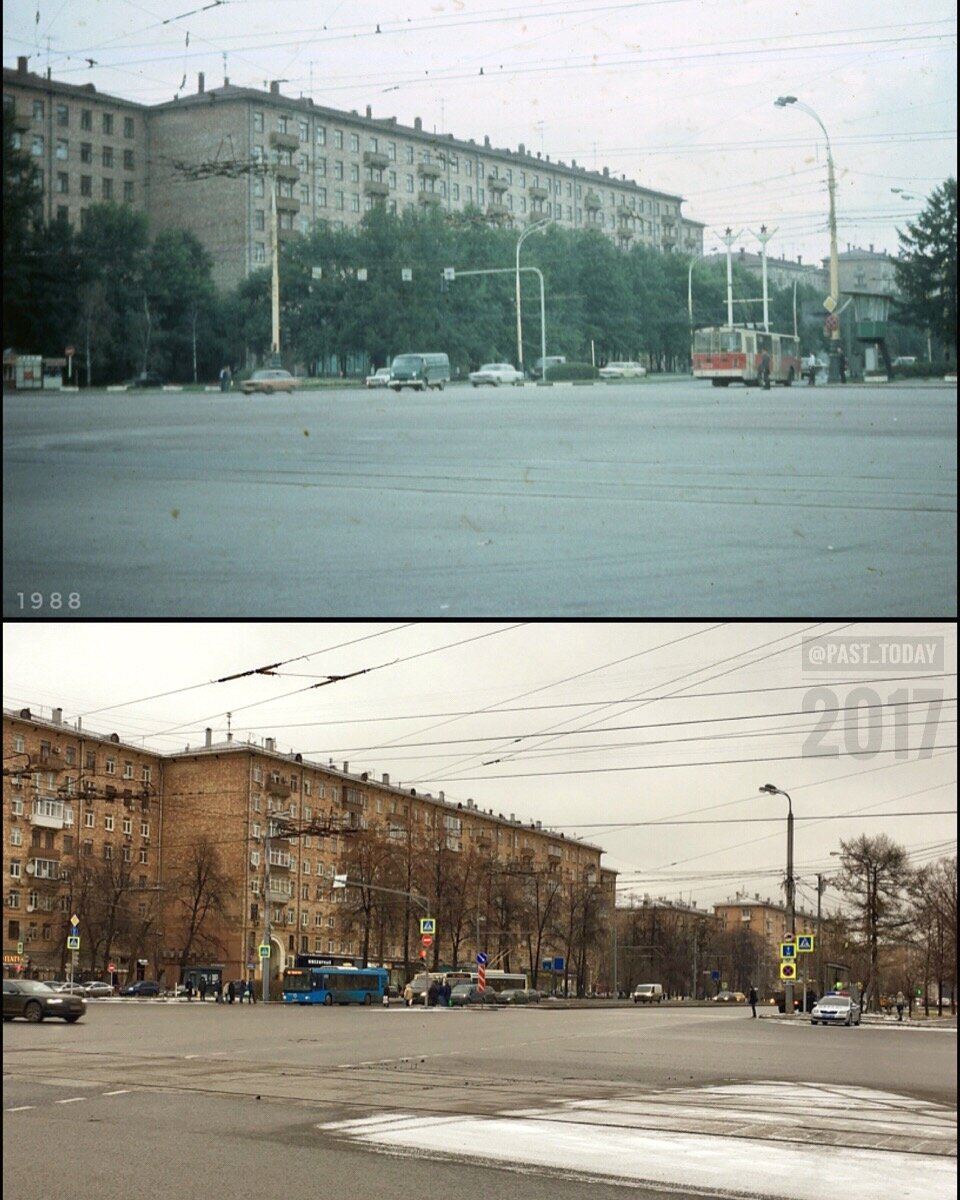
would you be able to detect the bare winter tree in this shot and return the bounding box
[171,836,235,981]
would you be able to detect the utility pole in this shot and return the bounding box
[720,227,742,327]
[750,224,777,331]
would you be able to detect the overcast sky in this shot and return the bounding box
[4,1,956,270]
[4,622,956,919]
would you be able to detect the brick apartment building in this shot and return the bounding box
[4,57,705,292]
[3,706,609,995]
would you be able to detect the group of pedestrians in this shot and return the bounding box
[184,978,256,1003]
[400,979,453,1007]
[803,348,847,385]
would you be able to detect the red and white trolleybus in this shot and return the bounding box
[692,327,800,387]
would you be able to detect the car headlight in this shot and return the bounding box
[48,997,64,1005]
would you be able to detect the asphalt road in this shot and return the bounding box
[3,380,956,618]
[3,1001,956,1199]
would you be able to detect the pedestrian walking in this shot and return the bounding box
[186,980,193,1002]
[427,980,439,1007]
[227,979,236,1004]
[246,979,256,1004]
[805,351,818,385]
[441,981,452,1008]
[237,980,245,1004]
[403,983,414,1007]
[199,978,207,1002]
[215,981,222,1003]
[219,365,232,392]
[837,348,847,384]
[896,991,905,1022]
[758,349,771,390]
[749,985,758,1018]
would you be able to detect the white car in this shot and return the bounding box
[365,367,392,388]
[469,363,524,386]
[810,993,861,1026]
[599,360,646,379]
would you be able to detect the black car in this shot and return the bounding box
[3,979,86,1023]
[125,372,165,389]
[449,984,495,1007]
[120,979,162,997]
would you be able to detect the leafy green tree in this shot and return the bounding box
[3,122,43,349]
[894,178,957,361]
[147,229,217,382]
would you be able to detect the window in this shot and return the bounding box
[102,146,113,168]
[316,125,326,146]
[350,193,360,212]
[105,757,116,775]
[103,843,113,859]
[102,178,113,200]
[124,116,135,138]
[122,817,132,836]
[85,751,95,770]
[123,149,134,170]
[334,161,344,180]
[31,135,44,157]
[56,103,69,126]
[56,172,69,194]
[10,828,22,847]
[334,129,343,149]
[254,243,266,263]
[299,119,309,142]
[253,111,264,133]
[104,814,114,832]
[350,163,359,183]
[123,760,133,779]
[80,108,92,131]
[349,133,359,152]
[278,114,289,134]
[33,99,45,120]
[102,113,114,135]
[56,138,68,160]
[84,811,94,828]
[82,840,92,857]
[122,845,132,862]
[316,186,327,207]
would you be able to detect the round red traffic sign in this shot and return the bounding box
[421,934,433,947]
[108,962,116,972]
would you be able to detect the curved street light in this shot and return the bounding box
[516,218,552,373]
[759,783,797,1013]
[775,96,841,376]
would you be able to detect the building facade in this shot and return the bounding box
[5,58,704,292]
[3,707,610,994]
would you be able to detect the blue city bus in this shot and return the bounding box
[282,964,388,1006]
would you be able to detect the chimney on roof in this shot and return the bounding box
[869,243,874,253]
[382,773,390,785]
[439,791,445,802]
[198,73,205,93]
[53,707,63,726]
[518,143,525,155]
[603,166,609,177]
[18,56,28,73]
[414,117,422,130]
[797,255,802,264]
[270,81,280,95]
[366,104,372,118]
[224,76,229,86]
[205,728,212,748]
[265,737,275,752]
[342,762,349,773]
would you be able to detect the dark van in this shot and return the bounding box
[389,353,451,392]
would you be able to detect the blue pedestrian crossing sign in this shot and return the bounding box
[67,936,80,950]
[796,935,815,953]
[419,918,436,935]
[780,942,797,959]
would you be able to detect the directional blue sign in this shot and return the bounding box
[476,952,488,966]
[712,970,720,981]
[553,957,565,972]
[542,960,553,972]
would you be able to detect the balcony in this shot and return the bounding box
[30,801,66,829]
[273,163,300,182]
[363,178,390,197]
[417,161,443,179]
[486,200,511,219]
[275,194,300,213]
[268,851,292,870]
[528,185,548,201]
[584,190,601,210]
[617,209,635,224]
[266,779,291,798]
[363,150,389,170]
[418,191,442,207]
[487,175,508,192]
[266,881,293,902]
[269,131,300,151]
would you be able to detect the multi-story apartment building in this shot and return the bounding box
[3,707,609,994]
[2,708,164,984]
[4,58,704,292]
[713,891,818,995]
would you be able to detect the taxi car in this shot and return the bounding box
[469,363,524,386]
[3,979,86,1023]
[240,368,296,394]
[365,367,393,388]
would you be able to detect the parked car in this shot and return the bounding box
[55,982,89,996]
[469,363,524,387]
[3,979,86,1023]
[120,980,162,997]
[493,988,529,1005]
[810,993,861,1026]
[83,981,115,998]
[528,355,566,380]
[632,984,664,1004]
[522,989,542,1003]
[125,372,165,389]
[240,368,297,394]
[365,367,393,388]
[712,991,746,1003]
[450,984,493,1007]
[599,360,646,379]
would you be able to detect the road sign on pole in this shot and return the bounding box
[796,935,814,952]
[419,918,436,935]
[421,934,433,948]
[780,962,797,980]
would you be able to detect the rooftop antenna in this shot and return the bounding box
[536,120,545,156]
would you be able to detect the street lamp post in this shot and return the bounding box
[760,784,796,1013]
[775,96,841,379]
[516,218,552,374]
